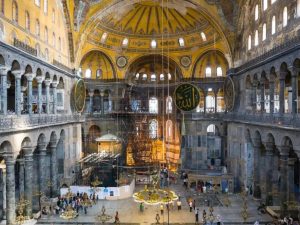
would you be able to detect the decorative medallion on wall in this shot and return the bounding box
[73,79,86,113]
[116,56,128,68]
[180,56,191,68]
[224,76,235,112]
[174,83,200,111]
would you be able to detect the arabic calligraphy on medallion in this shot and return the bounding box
[174,83,200,111]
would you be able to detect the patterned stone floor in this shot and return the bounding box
[35,181,273,225]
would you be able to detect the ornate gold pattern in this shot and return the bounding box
[74,79,86,113]
[224,76,235,112]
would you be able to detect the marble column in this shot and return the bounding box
[5,155,15,225]
[204,92,207,113]
[252,83,258,112]
[12,70,23,116]
[88,90,94,114]
[291,68,298,115]
[25,74,34,115]
[264,142,274,203]
[49,141,57,197]
[278,146,289,216]
[0,67,9,115]
[279,73,287,115]
[45,79,51,114]
[269,80,275,114]
[288,158,296,201]
[38,142,48,196]
[252,138,262,199]
[23,147,33,218]
[52,82,58,114]
[100,90,104,115]
[214,92,217,113]
[18,159,25,198]
[37,77,43,114]
[260,81,265,113]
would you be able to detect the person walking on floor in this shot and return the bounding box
[160,203,164,215]
[189,200,193,212]
[195,208,199,224]
[177,200,181,210]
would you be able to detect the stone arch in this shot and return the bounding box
[37,133,46,146]
[281,136,293,148]
[0,54,5,66]
[45,72,50,80]
[57,77,64,89]
[50,131,57,144]
[206,124,220,136]
[11,60,20,72]
[0,141,13,154]
[25,65,32,74]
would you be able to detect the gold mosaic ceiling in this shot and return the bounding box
[96,1,211,37]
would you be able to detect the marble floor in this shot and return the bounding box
[36,182,273,225]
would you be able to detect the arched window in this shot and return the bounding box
[166,120,173,141]
[283,7,288,27]
[263,0,268,11]
[0,21,4,40]
[122,38,129,47]
[178,37,185,47]
[96,69,102,79]
[44,26,48,43]
[207,124,216,134]
[151,39,157,48]
[101,32,108,43]
[52,9,55,23]
[255,4,259,21]
[35,43,40,56]
[12,1,18,23]
[142,73,147,80]
[35,0,40,7]
[166,96,172,114]
[168,73,172,80]
[25,11,30,30]
[85,69,91,78]
[149,119,158,139]
[58,37,61,51]
[262,23,266,41]
[160,73,164,81]
[35,19,40,36]
[217,67,222,77]
[254,30,258,46]
[135,73,139,80]
[150,74,156,81]
[44,0,48,14]
[201,32,206,41]
[272,16,276,34]
[149,97,158,114]
[298,0,300,17]
[206,88,215,113]
[52,32,55,47]
[45,48,49,61]
[248,35,251,50]
[1,0,4,14]
[205,67,212,77]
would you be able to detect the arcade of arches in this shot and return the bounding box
[0,0,299,224]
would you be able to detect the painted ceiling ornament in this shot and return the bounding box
[73,79,86,113]
[116,56,128,68]
[174,83,200,111]
[224,76,235,112]
[180,56,191,68]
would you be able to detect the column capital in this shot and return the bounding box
[288,158,297,166]
[25,73,35,81]
[4,153,16,165]
[51,81,58,88]
[49,140,57,149]
[17,158,25,165]
[11,70,24,79]
[278,145,290,157]
[44,79,51,86]
[252,138,262,148]
[264,141,275,154]
[100,90,105,97]
[0,66,10,75]
[290,66,300,77]
[22,147,33,157]
[89,90,94,97]
[36,76,43,84]
[37,142,47,152]
[279,71,289,80]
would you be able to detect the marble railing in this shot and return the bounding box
[0,114,84,132]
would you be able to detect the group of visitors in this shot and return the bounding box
[55,192,97,215]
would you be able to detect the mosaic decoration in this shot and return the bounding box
[116,56,128,68]
[180,56,191,68]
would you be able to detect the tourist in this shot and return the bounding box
[177,200,182,210]
[189,200,193,212]
[193,199,196,210]
[195,208,199,224]
[160,203,164,215]
[114,211,120,224]
[140,202,144,212]
[155,213,160,224]
[202,209,207,224]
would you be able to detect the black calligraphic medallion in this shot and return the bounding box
[174,83,200,111]
[224,76,235,112]
[74,79,86,113]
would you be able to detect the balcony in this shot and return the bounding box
[0,114,84,133]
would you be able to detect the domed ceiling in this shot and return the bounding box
[97,1,210,37]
